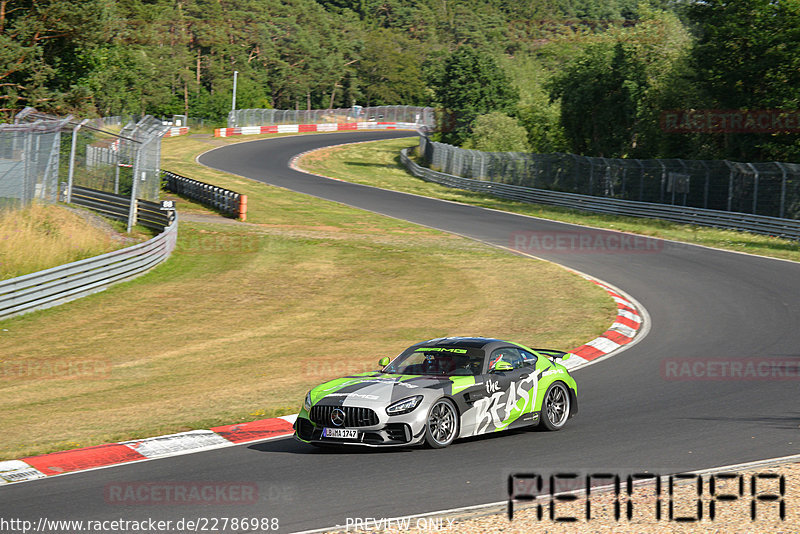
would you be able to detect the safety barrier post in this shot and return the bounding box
[238,195,248,222]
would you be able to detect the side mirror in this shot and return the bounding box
[490,360,514,372]
[378,357,390,367]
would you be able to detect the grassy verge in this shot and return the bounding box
[0,132,615,460]
[0,203,144,280]
[298,138,800,263]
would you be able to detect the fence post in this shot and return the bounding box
[635,159,644,201]
[775,162,788,218]
[746,162,759,214]
[724,161,735,212]
[676,160,689,205]
[699,161,710,209]
[22,129,32,204]
[66,119,89,204]
[127,142,143,233]
[114,140,121,194]
[600,158,611,196]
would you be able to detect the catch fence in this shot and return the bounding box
[1,108,170,230]
[228,106,434,129]
[0,109,71,207]
[419,137,800,220]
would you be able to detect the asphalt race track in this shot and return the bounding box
[3,131,799,532]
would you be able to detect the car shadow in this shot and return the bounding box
[247,438,414,455]
[248,425,550,455]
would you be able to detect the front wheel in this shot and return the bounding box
[424,398,458,448]
[541,382,570,431]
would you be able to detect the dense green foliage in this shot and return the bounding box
[2,0,797,162]
[463,112,530,152]
[547,7,692,158]
[685,0,800,161]
[427,47,518,145]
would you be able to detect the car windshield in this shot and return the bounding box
[382,346,485,376]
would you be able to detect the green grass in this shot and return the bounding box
[298,138,800,263]
[0,132,615,460]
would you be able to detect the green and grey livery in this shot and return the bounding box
[294,337,578,448]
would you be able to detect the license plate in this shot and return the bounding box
[322,427,359,440]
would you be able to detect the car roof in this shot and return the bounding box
[415,337,515,350]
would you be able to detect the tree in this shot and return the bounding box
[547,7,693,158]
[687,0,800,161]
[0,0,113,116]
[548,41,646,157]
[357,28,427,106]
[428,46,518,145]
[464,112,530,152]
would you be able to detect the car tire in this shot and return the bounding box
[424,398,459,448]
[541,382,570,431]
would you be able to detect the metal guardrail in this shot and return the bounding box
[161,170,244,218]
[0,213,178,321]
[418,135,800,221]
[401,148,800,241]
[70,186,173,230]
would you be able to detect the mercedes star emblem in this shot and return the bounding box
[331,408,346,427]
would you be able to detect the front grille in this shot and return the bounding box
[310,405,379,427]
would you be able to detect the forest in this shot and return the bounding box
[2,0,798,162]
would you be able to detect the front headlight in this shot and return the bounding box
[303,391,312,411]
[386,395,424,415]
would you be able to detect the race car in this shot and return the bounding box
[293,337,578,448]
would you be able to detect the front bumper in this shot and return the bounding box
[294,414,425,447]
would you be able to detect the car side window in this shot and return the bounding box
[518,349,537,367]
[489,348,524,370]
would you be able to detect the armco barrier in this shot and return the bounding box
[0,214,178,321]
[400,148,800,241]
[70,186,173,231]
[214,121,419,137]
[161,170,246,220]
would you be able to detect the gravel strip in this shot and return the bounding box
[322,460,798,533]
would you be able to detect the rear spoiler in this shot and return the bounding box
[533,349,574,364]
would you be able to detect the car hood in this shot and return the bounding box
[309,372,460,407]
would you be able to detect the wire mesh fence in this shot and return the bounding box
[419,136,800,220]
[0,109,168,220]
[0,109,72,208]
[117,115,169,202]
[228,105,435,128]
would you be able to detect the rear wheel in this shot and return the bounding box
[541,382,570,431]
[424,398,458,448]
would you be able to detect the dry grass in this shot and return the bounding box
[0,203,127,280]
